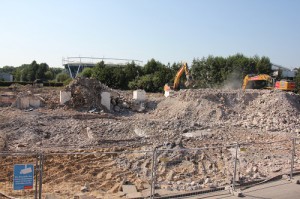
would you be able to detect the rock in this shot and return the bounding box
[80,182,90,192]
[105,172,112,180]
[204,177,211,184]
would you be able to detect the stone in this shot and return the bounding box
[204,177,211,184]
[122,185,137,194]
[80,182,90,192]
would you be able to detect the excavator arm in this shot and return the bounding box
[173,63,192,90]
[242,75,249,91]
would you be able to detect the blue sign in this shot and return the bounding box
[13,164,34,190]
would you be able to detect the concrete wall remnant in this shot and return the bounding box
[133,90,146,101]
[14,95,41,109]
[0,92,16,106]
[101,92,111,111]
[29,97,41,108]
[60,91,71,104]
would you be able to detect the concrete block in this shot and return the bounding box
[232,189,243,197]
[164,90,174,97]
[16,97,30,109]
[126,192,143,198]
[60,91,71,104]
[101,92,111,111]
[122,185,137,194]
[29,97,41,108]
[133,90,146,101]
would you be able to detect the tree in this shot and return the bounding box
[36,63,49,80]
[56,73,70,82]
[80,67,93,78]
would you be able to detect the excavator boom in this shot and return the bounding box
[172,63,192,90]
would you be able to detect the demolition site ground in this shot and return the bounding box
[1,78,300,198]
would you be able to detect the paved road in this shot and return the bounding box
[179,178,300,199]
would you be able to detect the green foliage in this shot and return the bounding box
[63,78,73,86]
[191,54,272,88]
[80,67,93,78]
[1,55,274,92]
[294,68,300,93]
[0,66,16,74]
[13,61,52,82]
[56,72,70,82]
[128,59,174,92]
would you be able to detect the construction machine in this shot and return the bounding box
[274,80,295,91]
[242,74,273,90]
[164,62,193,93]
[242,74,295,91]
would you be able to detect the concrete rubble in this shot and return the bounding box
[1,79,300,198]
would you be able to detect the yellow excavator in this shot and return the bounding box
[242,74,295,91]
[164,62,193,92]
[242,74,273,90]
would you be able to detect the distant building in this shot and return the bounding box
[0,73,13,81]
[62,57,143,79]
[271,64,295,79]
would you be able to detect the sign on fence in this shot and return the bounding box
[13,164,34,190]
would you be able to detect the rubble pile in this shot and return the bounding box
[65,77,113,110]
[64,77,146,113]
[143,89,300,138]
[1,85,300,197]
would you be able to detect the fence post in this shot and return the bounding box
[150,148,157,199]
[35,154,39,199]
[232,143,239,191]
[38,153,44,199]
[290,138,296,180]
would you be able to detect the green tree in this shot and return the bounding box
[80,67,93,78]
[36,63,49,80]
[56,72,70,82]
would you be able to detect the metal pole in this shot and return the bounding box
[35,154,38,199]
[290,138,296,180]
[232,143,238,191]
[150,148,157,199]
[39,154,44,199]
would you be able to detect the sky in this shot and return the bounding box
[0,0,300,68]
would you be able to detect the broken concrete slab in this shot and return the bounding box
[133,90,146,101]
[126,192,143,198]
[0,92,16,106]
[60,91,71,104]
[122,185,138,194]
[101,92,111,111]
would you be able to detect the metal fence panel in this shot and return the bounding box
[42,149,153,198]
[236,140,291,187]
[152,145,235,198]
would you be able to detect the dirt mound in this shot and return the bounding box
[153,89,300,134]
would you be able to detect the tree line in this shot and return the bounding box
[1,54,300,92]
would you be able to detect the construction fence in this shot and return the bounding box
[0,138,299,199]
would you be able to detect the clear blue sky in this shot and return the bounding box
[0,0,300,68]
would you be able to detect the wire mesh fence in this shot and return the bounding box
[0,139,299,198]
[152,145,236,198]
[42,149,154,198]
[236,140,292,188]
